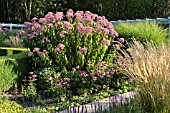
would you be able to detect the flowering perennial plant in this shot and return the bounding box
[19,9,123,71]
[18,9,129,103]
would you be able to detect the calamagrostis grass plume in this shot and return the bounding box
[4,36,24,47]
[120,39,170,113]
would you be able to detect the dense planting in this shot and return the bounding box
[16,9,132,110]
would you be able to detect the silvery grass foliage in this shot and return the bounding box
[17,9,124,71]
[120,40,170,113]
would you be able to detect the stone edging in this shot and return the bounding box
[60,90,138,113]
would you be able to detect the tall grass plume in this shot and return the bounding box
[121,40,170,113]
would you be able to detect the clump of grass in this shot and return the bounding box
[4,36,24,47]
[121,40,170,113]
[114,22,168,47]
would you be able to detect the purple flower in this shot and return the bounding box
[60,30,68,38]
[93,76,98,81]
[54,47,60,52]
[43,50,49,55]
[66,9,74,18]
[38,18,47,23]
[45,12,54,23]
[57,43,65,50]
[74,11,83,20]
[31,17,38,22]
[26,34,34,39]
[38,52,45,56]
[42,37,50,43]
[106,22,113,29]
[64,21,73,30]
[33,47,40,52]
[54,12,64,21]
[31,22,41,30]
[109,28,118,37]
[101,28,109,35]
[118,38,125,43]
[113,44,121,50]
[46,23,53,28]
[79,47,87,55]
[28,52,33,57]
[17,30,25,36]
[102,40,110,46]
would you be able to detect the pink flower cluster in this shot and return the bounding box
[17,30,26,36]
[42,37,50,43]
[102,40,110,46]
[60,30,68,38]
[54,43,65,53]
[28,47,49,57]
[79,47,87,55]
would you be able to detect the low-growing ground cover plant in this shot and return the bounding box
[15,9,134,111]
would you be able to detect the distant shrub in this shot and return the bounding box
[0,52,30,87]
[114,22,168,47]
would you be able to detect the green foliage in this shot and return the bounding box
[23,10,120,71]
[0,51,30,87]
[29,107,50,113]
[114,22,168,47]
[0,62,17,92]
[0,97,28,113]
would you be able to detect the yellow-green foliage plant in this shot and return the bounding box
[0,97,28,113]
[121,40,170,113]
[0,62,17,92]
[114,22,168,47]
